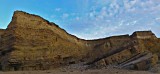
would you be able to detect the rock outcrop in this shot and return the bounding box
[0,11,159,71]
[85,31,160,70]
[0,11,88,71]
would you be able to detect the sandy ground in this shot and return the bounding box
[0,64,159,74]
[0,68,158,74]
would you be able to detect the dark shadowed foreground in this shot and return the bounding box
[0,68,158,74]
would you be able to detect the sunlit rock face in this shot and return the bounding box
[0,11,89,71]
[0,11,159,71]
[131,31,157,39]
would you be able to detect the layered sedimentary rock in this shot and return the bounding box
[131,31,157,39]
[0,11,159,71]
[85,31,160,70]
[0,11,88,71]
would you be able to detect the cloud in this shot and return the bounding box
[75,17,80,21]
[155,17,160,21]
[50,15,55,18]
[55,8,61,11]
[123,0,138,12]
[62,13,69,19]
[57,0,160,39]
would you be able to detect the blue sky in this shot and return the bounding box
[0,0,160,39]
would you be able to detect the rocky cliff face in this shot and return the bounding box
[86,31,160,70]
[0,11,88,71]
[0,29,4,39]
[0,11,159,71]
[0,29,5,35]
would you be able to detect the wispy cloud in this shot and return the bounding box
[74,0,159,39]
[55,8,61,11]
[48,0,160,39]
[62,13,69,19]
[155,17,160,21]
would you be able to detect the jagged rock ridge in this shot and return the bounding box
[0,11,160,71]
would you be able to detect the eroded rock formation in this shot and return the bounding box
[0,11,159,71]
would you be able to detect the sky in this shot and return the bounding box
[0,0,160,39]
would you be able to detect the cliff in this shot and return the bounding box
[0,29,5,35]
[0,11,159,71]
[0,11,88,70]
